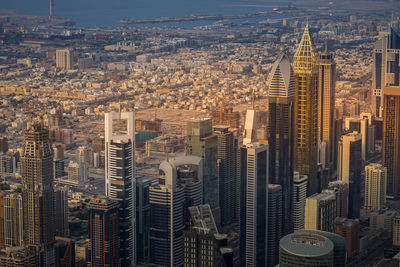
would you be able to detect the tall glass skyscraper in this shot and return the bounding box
[318,45,336,169]
[136,176,156,265]
[267,184,282,267]
[186,118,220,224]
[214,125,236,227]
[293,24,319,195]
[338,132,362,219]
[149,156,202,267]
[383,86,400,197]
[372,28,400,116]
[267,52,295,234]
[105,111,136,266]
[239,142,268,267]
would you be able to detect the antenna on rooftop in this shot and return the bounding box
[325,39,328,53]
[39,102,49,129]
[40,114,45,129]
[28,105,33,129]
[26,96,34,129]
[219,101,224,125]
[252,89,256,110]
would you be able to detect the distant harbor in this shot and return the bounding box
[120,11,273,25]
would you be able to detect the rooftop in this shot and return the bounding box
[280,232,334,257]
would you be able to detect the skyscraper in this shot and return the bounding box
[239,142,268,267]
[393,215,400,248]
[333,118,343,172]
[54,236,75,267]
[383,86,400,197]
[344,117,369,161]
[136,176,156,265]
[67,161,88,186]
[293,172,308,231]
[328,181,349,218]
[334,217,360,259]
[213,125,236,227]
[22,121,55,266]
[105,111,136,266]
[364,163,387,211]
[88,196,120,267]
[3,193,24,247]
[267,184,282,267]
[54,186,69,237]
[77,145,92,166]
[318,44,336,168]
[267,52,295,234]
[305,190,336,232]
[0,193,4,249]
[293,24,319,195]
[186,118,219,223]
[172,156,203,229]
[56,49,73,70]
[372,28,400,116]
[149,159,185,267]
[337,131,362,218]
[243,107,258,146]
[183,205,233,267]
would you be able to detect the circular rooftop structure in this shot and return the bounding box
[280,232,334,267]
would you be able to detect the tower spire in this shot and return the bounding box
[325,39,328,53]
[252,89,255,110]
[27,99,34,129]
[293,21,318,70]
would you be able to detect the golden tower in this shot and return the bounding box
[293,24,319,195]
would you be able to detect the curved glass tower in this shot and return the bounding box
[267,52,295,234]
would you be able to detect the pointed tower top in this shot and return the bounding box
[267,52,295,98]
[293,23,319,72]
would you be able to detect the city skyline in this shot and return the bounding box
[0,2,399,267]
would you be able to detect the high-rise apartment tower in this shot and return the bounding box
[105,111,136,266]
[364,163,387,211]
[22,121,55,266]
[88,197,120,267]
